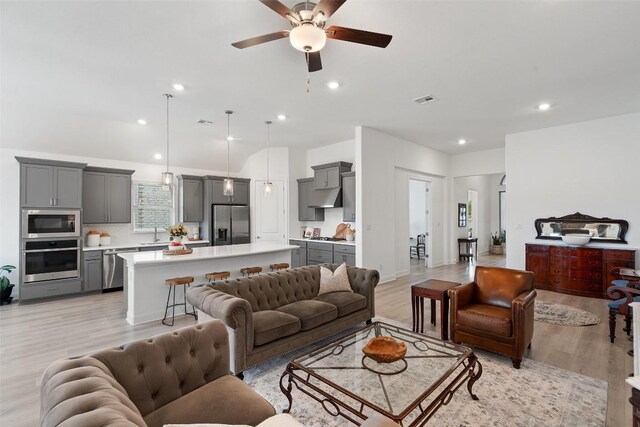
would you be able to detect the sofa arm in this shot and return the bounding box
[187,285,254,373]
[346,266,380,318]
[40,357,146,427]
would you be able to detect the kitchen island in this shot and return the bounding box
[119,242,297,325]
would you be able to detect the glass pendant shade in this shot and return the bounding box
[161,171,173,185]
[223,178,234,196]
[264,181,273,197]
[290,23,326,52]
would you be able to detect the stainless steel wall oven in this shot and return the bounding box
[22,239,80,283]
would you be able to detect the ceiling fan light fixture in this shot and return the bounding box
[290,23,326,52]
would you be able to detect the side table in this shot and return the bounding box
[411,279,460,340]
[458,238,478,262]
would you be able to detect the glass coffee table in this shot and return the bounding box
[279,322,482,426]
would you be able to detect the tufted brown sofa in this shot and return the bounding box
[39,320,276,427]
[187,264,379,376]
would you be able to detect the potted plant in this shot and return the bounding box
[1,264,16,305]
[168,224,189,244]
[490,233,504,255]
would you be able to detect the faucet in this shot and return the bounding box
[154,227,161,243]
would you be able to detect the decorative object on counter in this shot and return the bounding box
[334,223,350,239]
[561,234,591,246]
[362,336,407,363]
[300,226,307,238]
[168,224,189,243]
[86,230,100,247]
[161,93,174,185]
[345,228,355,242]
[263,120,273,197]
[490,232,504,254]
[534,212,629,244]
[190,224,200,240]
[162,247,193,255]
[99,232,111,246]
[223,110,234,197]
[457,203,467,227]
[0,264,16,305]
[166,240,186,251]
[312,227,321,238]
[304,227,313,238]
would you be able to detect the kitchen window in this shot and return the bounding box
[132,182,173,232]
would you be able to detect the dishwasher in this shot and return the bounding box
[103,248,139,292]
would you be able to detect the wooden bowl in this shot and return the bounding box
[362,336,407,363]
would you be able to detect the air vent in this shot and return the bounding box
[197,119,213,125]
[413,95,437,105]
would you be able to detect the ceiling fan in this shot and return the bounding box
[231,0,393,72]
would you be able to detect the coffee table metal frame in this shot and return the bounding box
[279,321,482,426]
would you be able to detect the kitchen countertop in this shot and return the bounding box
[118,242,297,265]
[83,240,210,252]
[289,238,356,246]
[526,240,637,250]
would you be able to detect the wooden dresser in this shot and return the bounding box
[525,243,636,298]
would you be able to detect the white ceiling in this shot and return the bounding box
[2,0,640,171]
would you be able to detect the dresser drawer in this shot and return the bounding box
[334,244,356,255]
[550,246,602,259]
[550,257,602,270]
[549,277,602,295]
[20,279,81,300]
[603,249,636,261]
[307,242,333,251]
[289,239,307,249]
[308,248,333,264]
[550,268,602,281]
[526,244,549,254]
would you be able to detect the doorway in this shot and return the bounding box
[409,179,431,268]
[254,180,286,243]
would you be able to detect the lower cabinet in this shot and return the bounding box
[20,279,82,300]
[83,251,103,292]
[290,240,356,267]
[333,245,356,266]
[290,240,307,268]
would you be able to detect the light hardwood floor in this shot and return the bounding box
[0,255,630,426]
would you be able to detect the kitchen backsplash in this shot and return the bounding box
[81,222,201,246]
[300,208,355,239]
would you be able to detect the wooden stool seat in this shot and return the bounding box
[206,271,231,282]
[270,263,290,271]
[241,267,262,276]
[165,276,195,286]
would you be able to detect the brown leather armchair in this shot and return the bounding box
[449,266,536,369]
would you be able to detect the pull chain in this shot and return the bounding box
[305,53,311,93]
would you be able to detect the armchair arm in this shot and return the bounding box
[448,282,475,334]
[608,285,640,315]
[512,289,537,351]
[187,285,254,373]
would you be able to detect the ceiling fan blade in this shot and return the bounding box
[307,51,322,72]
[326,25,392,48]
[313,0,347,19]
[231,31,288,49]
[258,0,291,18]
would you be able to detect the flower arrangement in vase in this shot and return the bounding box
[168,224,189,249]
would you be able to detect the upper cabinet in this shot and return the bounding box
[206,176,250,206]
[178,175,203,222]
[297,178,325,221]
[342,172,356,222]
[83,167,134,224]
[17,157,86,208]
[312,162,352,190]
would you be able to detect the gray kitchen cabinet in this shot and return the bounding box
[83,251,103,292]
[297,178,324,221]
[208,177,250,205]
[17,157,87,208]
[20,278,82,300]
[290,240,307,268]
[232,181,249,205]
[307,241,333,265]
[334,244,356,266]
[178,175,204,222]
[211,180,228,204]
[311,162,352,190]
[83,167,134,224]
[342,172,356,222]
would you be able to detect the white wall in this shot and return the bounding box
[453,175,493,255]
[0,148,232,292]
[505,112,640,269]
[451,147,505,178]
[356,127,450,283]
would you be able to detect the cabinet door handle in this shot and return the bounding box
[50,198,53,206]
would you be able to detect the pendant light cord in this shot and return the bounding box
[265,120,272,181]
[165,94,170,173]
[226,111,231,179]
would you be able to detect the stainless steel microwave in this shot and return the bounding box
[22,209,81,239]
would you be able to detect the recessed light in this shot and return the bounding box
[458,139,466,145]
[137,119,147,125]
[154,153,162,160]
[537,103,551,111]
[227,136,234,141]
[277,114,286,120]
[327,81,340,90]
[173,83,184,91]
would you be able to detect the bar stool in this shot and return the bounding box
[270,263,290,272]
[163,276,197,326]
[206,271,231,282]
[240,267,262,276]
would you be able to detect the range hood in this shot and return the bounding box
[308,187,342,208]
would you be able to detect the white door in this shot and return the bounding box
[255,180,286,243]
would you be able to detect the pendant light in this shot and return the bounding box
[264,120,273,197]
[223,110,234,197]
[161,93,174,185]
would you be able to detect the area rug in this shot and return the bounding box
[534,301,601,326]
[244,317,606,427]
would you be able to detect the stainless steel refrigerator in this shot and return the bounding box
[212,205,250,246]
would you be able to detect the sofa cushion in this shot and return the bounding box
[253,311,301,346]
[314,292,367,317]
[318,263,352,295]
[143,375,275,427]
[277,300,338,331]
[457,304,512,337]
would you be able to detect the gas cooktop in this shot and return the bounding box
[310,237,346,242]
